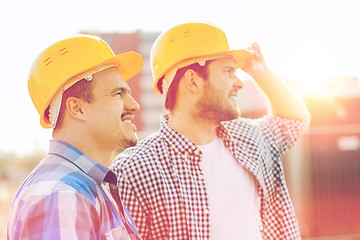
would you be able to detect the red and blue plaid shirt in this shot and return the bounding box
[8,139,141,240]
[111,115,307,240]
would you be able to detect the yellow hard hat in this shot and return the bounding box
[28,34,143,128]
[151,22,254,94]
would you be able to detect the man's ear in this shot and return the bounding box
[65,97,87,121]
[183,69,203,94]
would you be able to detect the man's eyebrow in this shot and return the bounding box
[223,65,236,71]
[111,86,131,94]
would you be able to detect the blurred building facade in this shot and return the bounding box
[88,31,360,239]
[283,95,360,239]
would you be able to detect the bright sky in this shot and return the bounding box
[1,0,359,156]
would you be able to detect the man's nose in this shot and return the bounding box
[234,75,244,90]
[125,95,140,112]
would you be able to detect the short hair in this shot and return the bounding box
[53,79,94,130]
[159,61,212,111]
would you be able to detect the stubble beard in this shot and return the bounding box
[195,84,240,124]
[118,131,138,149]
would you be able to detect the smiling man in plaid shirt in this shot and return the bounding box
[8,35,143,239]
[111,22,311,239]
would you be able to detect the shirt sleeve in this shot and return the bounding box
[258,115,308,154]
[9,190,101,240]
[117,173,149,239]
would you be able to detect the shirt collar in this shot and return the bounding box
[48,139,116,185]
[216,122,234,142]
[160,115,197,155]
[159,115,234,154]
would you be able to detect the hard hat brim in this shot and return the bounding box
[102,51,144,81]
[226,48,254,69]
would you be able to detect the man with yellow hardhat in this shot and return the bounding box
[8,35,143,239]
[111,22,310,239]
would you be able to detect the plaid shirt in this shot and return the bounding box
[111,115,307,240]
[8,139,141,240]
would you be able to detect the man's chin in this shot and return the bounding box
[119,135,138,149]
[222,108,241,122]
[127,137,138,148]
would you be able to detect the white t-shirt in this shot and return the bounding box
[198,137,261,240]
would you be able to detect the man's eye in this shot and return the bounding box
[114,89,130,97]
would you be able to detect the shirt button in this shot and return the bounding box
[182,152,188,159]
[194,149,200,155]
[198,175,204,180]
[203,208,209,215]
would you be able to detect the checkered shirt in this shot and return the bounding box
[110,115,307,240]
[8,139,141,240]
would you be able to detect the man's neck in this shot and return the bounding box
[53,128,111,167]
[168,111,218,145]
